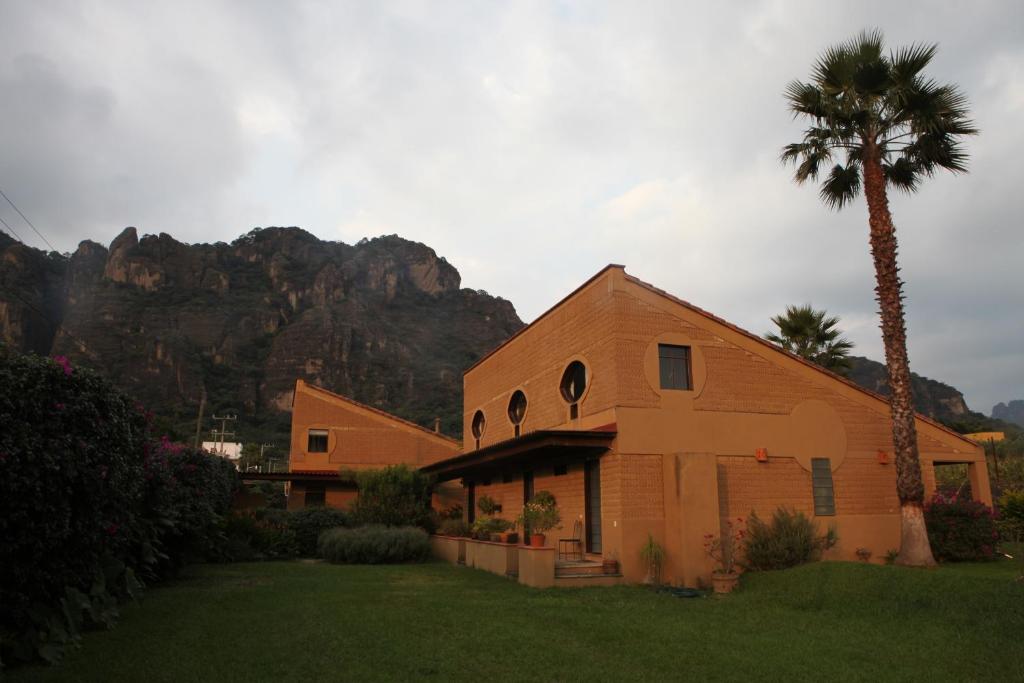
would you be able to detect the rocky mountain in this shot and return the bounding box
[0,228,522,442]
[992,400,1024,428]
[845,355,972,424]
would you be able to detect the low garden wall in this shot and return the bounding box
[431,536,556,588]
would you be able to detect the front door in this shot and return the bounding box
[584,459,602,554]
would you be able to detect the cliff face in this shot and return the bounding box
[0,227,522,439]
[846,355,971,423]
[992,400,1024,428]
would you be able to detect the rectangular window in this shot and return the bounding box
[304,484,326,507]
[811,458,836,516]
[658,344,692,390]
[307,429,328,453]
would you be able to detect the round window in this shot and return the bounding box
[560,361,587,403]
[471,410,486,439]
[507,390,527,424]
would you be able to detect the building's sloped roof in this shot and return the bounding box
[464,263,975,449]
[297,380,461,446]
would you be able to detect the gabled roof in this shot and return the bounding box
[465,264,623,373]
[464,263,976,449]
[295,379,460,446]
[621,269,976,447]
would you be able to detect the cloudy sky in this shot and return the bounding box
[1,1,1021,414]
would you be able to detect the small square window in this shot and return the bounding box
[658,344,692,390]
[307,429,328,453]
[811,458,835,516]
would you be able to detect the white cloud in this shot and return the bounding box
[0,0,1021,412]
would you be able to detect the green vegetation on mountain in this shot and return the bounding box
[0,227,522,445]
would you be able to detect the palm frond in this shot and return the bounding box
[883,157,921,193]
[819,163,862,210]
[889,43,937,88]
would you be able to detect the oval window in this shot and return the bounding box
[471,410,486,439]
[560,361,587,403]
[507,390,527,425]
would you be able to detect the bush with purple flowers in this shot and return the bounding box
[924,492,999,562]
[0,346,237,665]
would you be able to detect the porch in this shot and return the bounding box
[430,535,623,588]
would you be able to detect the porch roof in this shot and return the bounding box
[240,470,357,486]
[421,426,617,482]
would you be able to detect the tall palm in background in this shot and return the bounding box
[782,30,977,566]
[765,304,854,375]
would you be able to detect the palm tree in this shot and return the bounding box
[765,304,854,375]
[782,30,977,566]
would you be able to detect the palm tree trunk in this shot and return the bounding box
[861,140,936,567]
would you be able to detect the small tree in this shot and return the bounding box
[351,465,435,530]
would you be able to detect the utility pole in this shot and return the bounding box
[210,414,237,455]
[259,443,273,472]
[193,390,206,450]
[990,437,1000,487]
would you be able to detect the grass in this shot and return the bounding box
[11,554,1024,682]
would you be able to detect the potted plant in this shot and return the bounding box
[704,517,746,594]
[640,534,664,585]
[517,491,560,547]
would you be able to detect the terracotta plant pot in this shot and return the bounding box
[602,559,619,575]
[498,531,518,544]
[530,533,546,547]
[711,572,739,594]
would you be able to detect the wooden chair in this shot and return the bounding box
[558,519,583,561]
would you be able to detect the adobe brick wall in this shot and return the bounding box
[463,278,620,447]
[460,266,988,585]
[289,380,460,472]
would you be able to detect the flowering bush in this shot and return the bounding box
[924,492,998,562]
[0,348,238,665]
[517,490,561,535]
[704,518,746,574]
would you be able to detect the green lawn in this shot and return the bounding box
[11,555,1024,682]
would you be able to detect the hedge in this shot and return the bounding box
[317,525,430,564]
[0,348,238,665]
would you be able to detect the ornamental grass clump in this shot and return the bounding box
[743,508,836,571]
[317,525,430,564]
[924,492,998,562]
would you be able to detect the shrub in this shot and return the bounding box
[925,493,998,561]
[438,518,471,537]
[470,516,513,540]
[997,490,1024,543]
[286,507,351,557]
[477,495,500,516]
[0,348,238,665]
[351,465,435,530]
[317,525,430,564]
[517,490,561,535]
[743,508,836,571]
[222,510,298,560]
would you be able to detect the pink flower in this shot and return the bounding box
[52,355,73,376]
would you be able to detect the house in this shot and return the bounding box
[202,441,242,468]
[423,265,992,587]
[285,379,461,510]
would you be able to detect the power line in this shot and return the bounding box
[0,186,57,252]
[0,213,24,242]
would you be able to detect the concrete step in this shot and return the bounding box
[555,560,608,578]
